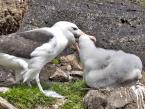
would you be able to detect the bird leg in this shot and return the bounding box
[27,81,32,87]
[35,73,45,93]
[35,73,64,98]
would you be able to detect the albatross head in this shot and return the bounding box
[53,21,86,44]
[52,21,96,52]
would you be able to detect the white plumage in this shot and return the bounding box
[0,53,28,82]
[0,21,87,98]
[79,35,143,89]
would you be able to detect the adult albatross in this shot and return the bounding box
[78,34,143,89]
[0,21,95,98]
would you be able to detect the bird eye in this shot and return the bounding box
[72,27,78,30]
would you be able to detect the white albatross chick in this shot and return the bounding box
[78,34,143,89]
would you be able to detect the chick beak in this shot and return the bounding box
[87,35,96,42]
[74,30,85,52]
[79,30,96,42]
[75,30,96,53]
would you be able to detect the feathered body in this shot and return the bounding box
[79,35,143,89]
[23,28,69,82]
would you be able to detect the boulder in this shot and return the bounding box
[0,97,17,109]
[49,67,70,82]
[83,87,141,109]
[0,66,16,87]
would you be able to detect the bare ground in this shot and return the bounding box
[0,0,28,35]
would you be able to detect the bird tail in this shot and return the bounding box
[0,53,28,69]
[0,53,28,82]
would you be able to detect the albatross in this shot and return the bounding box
[0,21,95,98]
[78,34,143,89]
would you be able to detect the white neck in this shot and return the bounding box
[48,27,69,55]
[51,26,75,45]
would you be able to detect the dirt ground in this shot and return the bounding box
[0,0,28,35]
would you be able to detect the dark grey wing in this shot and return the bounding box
[0,28,54,58]
[15,28,54,43]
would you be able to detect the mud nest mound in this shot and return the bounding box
[0,0,28,35]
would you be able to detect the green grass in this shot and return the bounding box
[51,80,86,109]
[0,85,55,109]
[137,0,145,6]
[0,80,86,109]
[52,58,61,65]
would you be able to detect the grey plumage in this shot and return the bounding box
[79,35,143,89]
[16,28,54,43]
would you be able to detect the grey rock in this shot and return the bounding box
[0,87,9,93]
[60,54,82,70]
[49,67,70,82]
[83,87,139,109]
[0,97,17,109]
[40,64,56,82]
[0,66,16,87]
[69,71,83,77]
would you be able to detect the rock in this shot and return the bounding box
[0,97,17,109]
[83,87,142,109]
[49,67,70,82]
[59,64,72,71]
[84,90,107,109]
[69,71,83,77]
[0,87,9,93]
[0,0,28,35]
[0,87,10,93]
[39,64,56,82]
[52,99,66,109]
[68,71,83,81]
[19,0,145,69]
[0,66,16,87]
[66,65,72,71]
[60,54,82,70]
[35,99,66,109]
